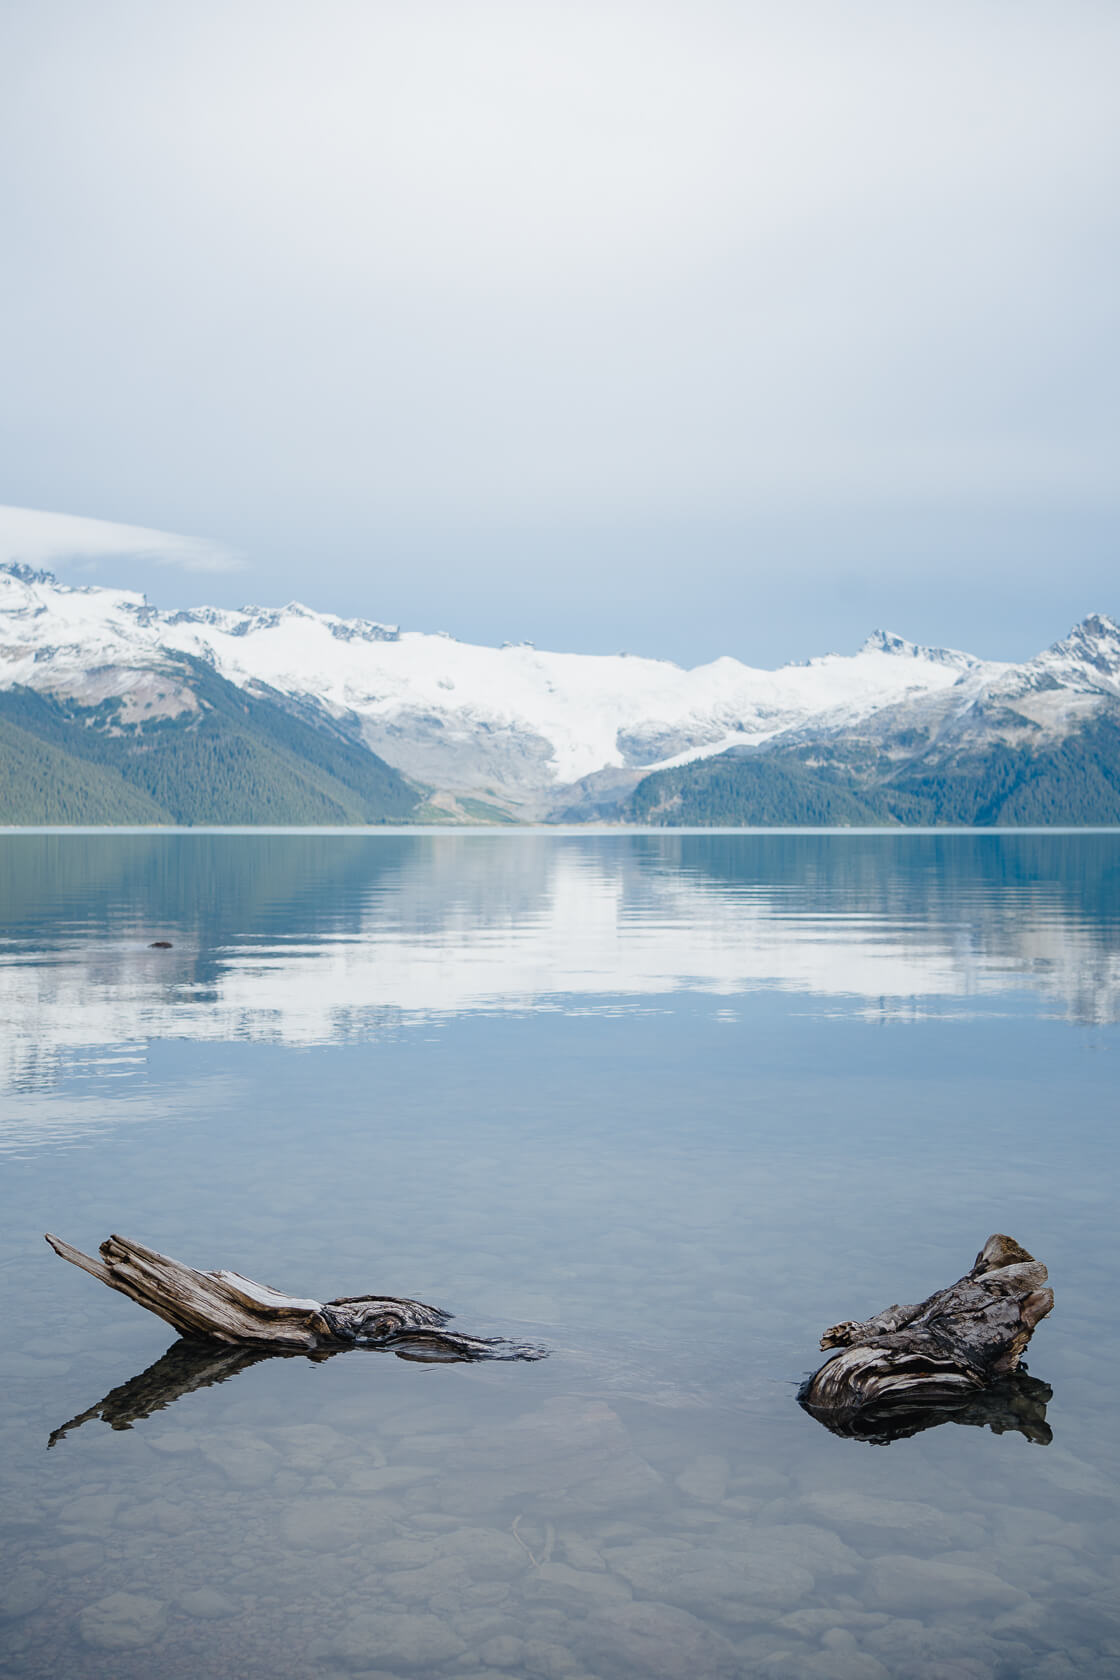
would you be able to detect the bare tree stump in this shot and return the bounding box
[45,1232,544,1360]
[799,1234,1053,1442]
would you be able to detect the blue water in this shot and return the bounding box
[0,831,1118,1677]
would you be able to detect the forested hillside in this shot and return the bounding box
[626,754,886,825]
[0,661,422,825]
[625,716,1120,827]
[0,713,169,824]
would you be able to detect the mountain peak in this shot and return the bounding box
[1069,611,1119,643]
[1043,613,1120,676]
[861,628,914,655]
[0,560,58,587]
[0,560,150,609]
[859,629,974,669]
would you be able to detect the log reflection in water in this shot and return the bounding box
[799,1367,1054,1446]
[48,1341,282,1446]
[48,1325,542,1448]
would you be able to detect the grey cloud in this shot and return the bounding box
[0,1,1116,659]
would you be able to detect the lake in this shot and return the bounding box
[1,829,1118,1679]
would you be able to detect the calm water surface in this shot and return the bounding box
[1,831,1118,1679]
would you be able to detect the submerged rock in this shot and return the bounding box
[117,1497,193,1534]
[178,1586,238,1619]
[57,1493,123,1532]
[0,1568,47,1619]
[577,1601,742,1680]
[79,1591,167,1649]
[606,1535,810,1619]
[43,1539,102,1575]
[331,1609,467,1670]
[523,1560,633,1609]
[199,1429,282,1488]
[283,1495,394,1551]
[796,1490,984,1552]
[866,1554,1025,1613]
[675,1452,730,1504]
[478,1633,526,1669]
[450,1396,661,1512]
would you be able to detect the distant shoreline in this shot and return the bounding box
[3,824,1120,838]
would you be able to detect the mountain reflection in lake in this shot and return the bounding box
[1,830,1118,1678]
[2,829,1120,1108]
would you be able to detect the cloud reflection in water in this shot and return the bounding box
[1,831,1117,1111]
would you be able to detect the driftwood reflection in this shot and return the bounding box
[49,1340,280,1446]
[799,1366,1053,1446]
[49,1326,541,1448]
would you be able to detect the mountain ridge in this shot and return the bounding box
[1,562,1118,825]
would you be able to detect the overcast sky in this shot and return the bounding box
[1,1,1117,667]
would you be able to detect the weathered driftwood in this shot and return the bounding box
[799,1234,1053,1442]
[45,1233,544,1361]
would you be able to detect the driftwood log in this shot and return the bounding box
[46,1233,544,1361]
[800,1234,1053,1444]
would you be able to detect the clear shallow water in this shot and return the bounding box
[1,830,1118,1679]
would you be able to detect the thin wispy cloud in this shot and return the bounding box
[0,505,244,576]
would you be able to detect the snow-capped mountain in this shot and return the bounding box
[776,611,1120,766]
[0,561,1117,821]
